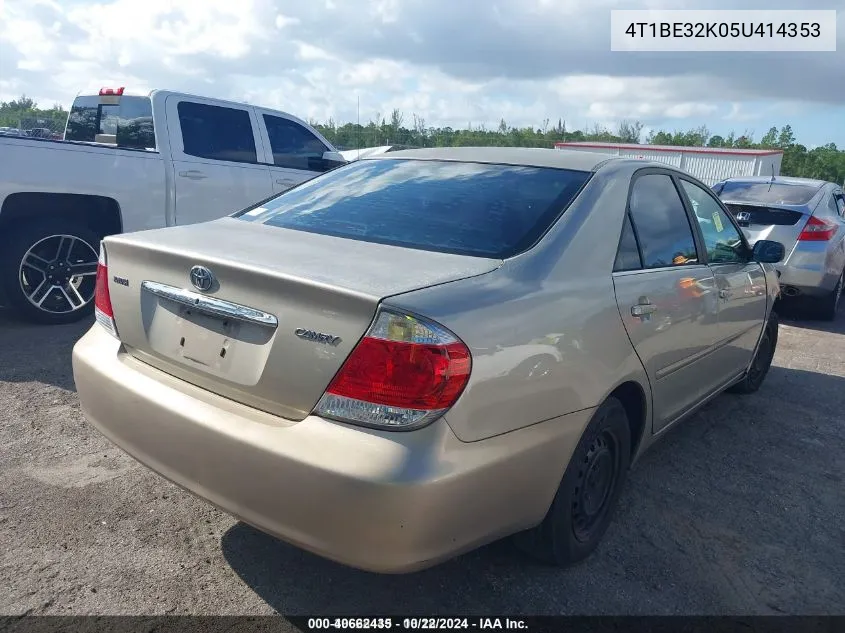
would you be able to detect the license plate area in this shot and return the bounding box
[141,285,276,386]
[176,305,239,369]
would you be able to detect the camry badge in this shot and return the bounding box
[295,328,341,346]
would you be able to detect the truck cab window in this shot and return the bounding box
[65,95,156,150]
[177,102,257,164]
[263,115,331,172]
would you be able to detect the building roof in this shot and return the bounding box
[368,146,617,171]
[554,141,783,157]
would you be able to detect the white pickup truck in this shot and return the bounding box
[0,88,346,324]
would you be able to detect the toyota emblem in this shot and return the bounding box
[189,265,214,292]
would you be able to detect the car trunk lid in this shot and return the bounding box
[723,202,809,247]
[102,217,501,420]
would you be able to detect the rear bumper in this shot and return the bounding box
[72,325,589,573]
[777,242,842,297]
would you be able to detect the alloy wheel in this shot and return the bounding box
[18,234,99,315]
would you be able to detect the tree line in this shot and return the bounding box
[312,109,844,185]
[2,95,843,184]
[0,96,67,134]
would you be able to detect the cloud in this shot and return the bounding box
[0,0,843,143]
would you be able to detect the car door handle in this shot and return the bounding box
[276,178,296,186]
[631,304,657,317]
[178,170,208,180]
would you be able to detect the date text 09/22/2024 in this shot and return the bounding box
[305,618,528,631]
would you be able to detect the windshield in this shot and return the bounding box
[717,181,821,205]
[236,158,591,258]
[65,95,155,150]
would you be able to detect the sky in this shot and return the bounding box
[1,0,844,147]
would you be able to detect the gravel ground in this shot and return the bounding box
[1,305,843,616]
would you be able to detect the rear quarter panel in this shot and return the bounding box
[0,136,167,232]
[385,162,652,443]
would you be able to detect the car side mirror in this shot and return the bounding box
[751,240,785,264]
[321,150,347,170]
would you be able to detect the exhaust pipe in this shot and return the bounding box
[780,285,801,297]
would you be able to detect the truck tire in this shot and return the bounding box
[0,219,101,325]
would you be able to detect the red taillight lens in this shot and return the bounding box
[326,338,470,410]
[798,215,838,241]
[315,310,472,429]
[94,247,117,336]
[94,262,112,318]
[98,87,125,96]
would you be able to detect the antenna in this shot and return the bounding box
[357,95,360,160]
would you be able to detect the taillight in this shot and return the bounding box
[94,246,117,337]
[798,215,838,241]
[98,87,125,96]
[314,309,472,430]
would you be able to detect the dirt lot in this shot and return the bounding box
[1,305,843,616]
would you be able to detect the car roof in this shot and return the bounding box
[366,146,618,172]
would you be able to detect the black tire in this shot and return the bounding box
[728,310,779,395]
[812,271,843,321]
[0,219,101,325]
[513,396,631,566]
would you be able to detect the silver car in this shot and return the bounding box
[72,148,784,573]
[713,176,845,319]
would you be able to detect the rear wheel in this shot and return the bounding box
[0,219,101,325]
[728,310,779,395]
[513,396,631,566]
[813,271,843,321]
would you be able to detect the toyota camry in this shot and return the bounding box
[72,147,784,573]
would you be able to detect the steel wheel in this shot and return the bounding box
[571,430,622,543]
[18,234,99,315]
[513,396,631,566]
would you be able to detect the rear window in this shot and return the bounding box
[65,95,155,150]
[236,158,591,258]
[717,181,821,205]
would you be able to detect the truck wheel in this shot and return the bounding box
[0,219,101,325]
[513,396,631,566]
[727,310,779,395]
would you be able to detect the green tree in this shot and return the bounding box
[777,125,796,148]
[760,127,778,148]
[617,120,643,143]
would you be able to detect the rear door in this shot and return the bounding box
[165,96,274,225]
[612,170,723,431]
[678,177,768,377]
[255,109,336,194]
